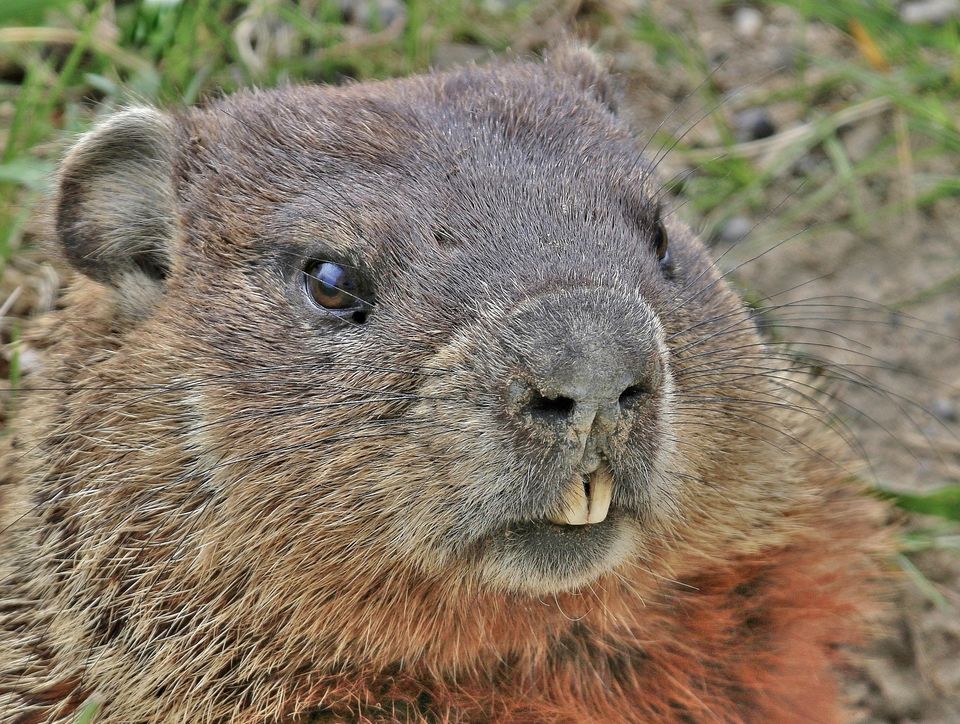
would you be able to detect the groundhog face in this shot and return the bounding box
[54,50,758,602]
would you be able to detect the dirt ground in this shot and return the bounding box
[581,1,960,720]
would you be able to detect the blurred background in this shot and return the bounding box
[0,1,958,720]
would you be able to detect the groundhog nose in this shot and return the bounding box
[502,290,665,445]
[514,358,660,438]
[510,330,661,437]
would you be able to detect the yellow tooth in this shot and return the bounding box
[586,466,613,524]
[546,466,614,526]
[546,475,590,525]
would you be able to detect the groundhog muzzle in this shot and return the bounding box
[0,48,889,722]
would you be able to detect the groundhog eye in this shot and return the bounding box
[653,220,669,262]
[304,261,356,310]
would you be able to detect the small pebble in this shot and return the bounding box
[931,398,958,423]
[718,216,753,244]
[733,7,764,39]
[900,0,960,24]
[482,0,529,13]
[791,154,823,178]
[339,0,405,28]
[733,107,777,142]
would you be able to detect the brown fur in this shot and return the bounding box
[0,48,890,722]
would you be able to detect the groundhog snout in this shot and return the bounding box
[499,289,666,491]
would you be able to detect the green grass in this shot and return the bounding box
[641,0,960,239]
[73,699,101,724]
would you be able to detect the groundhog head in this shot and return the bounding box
[47,48,773,675]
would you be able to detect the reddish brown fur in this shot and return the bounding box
[0,48,890,722]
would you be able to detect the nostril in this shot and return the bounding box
[618,384,649,409]
[526,391,576,425]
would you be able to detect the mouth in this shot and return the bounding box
[475,463,634,594]
[480,514,631,594]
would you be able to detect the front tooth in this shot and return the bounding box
[586,466,613,524]
[547,476,589,525]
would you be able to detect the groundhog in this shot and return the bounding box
[0,47,889,722]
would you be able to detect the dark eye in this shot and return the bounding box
[653,220,669,262]
[304,261,360,310]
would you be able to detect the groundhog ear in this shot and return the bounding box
[56,107,177,297]
[545,44,618,113]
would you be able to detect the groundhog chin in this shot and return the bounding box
[474,514,638,595]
